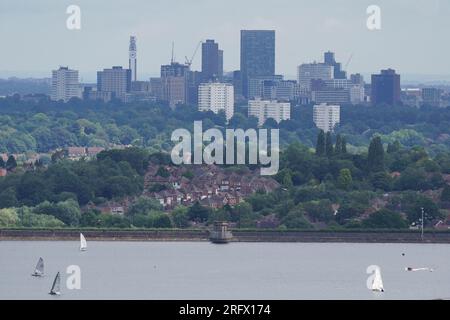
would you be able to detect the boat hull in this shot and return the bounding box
[210,238,232,244]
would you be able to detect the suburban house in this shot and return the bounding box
[144,163,280,210]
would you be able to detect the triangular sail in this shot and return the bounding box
[34,257,44,275]
[80,233,87,250]
[50,272,61,294]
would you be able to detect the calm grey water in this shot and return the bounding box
[0,241,449,300]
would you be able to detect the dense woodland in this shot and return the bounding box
[1,97,450,155]
[1,133,450,230]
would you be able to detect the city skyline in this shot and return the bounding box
[0,0,449,82]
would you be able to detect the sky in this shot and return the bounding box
[0,0,449,82]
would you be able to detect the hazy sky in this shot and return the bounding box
[0,0,448,81]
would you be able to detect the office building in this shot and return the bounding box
[349,85,365,104]
[129,36,137,82]
[202,40,223,82]
[297,63,334,90]
[51,67,81,102]
[97,66,132,100]
[323,79,355,89]
[83,87,114,103]
[371,69,401,106]
[160,62,190,108]
[218,50,223,80]
[401,88,422,108]
[350,73,364,86]
[324,51,346,79]
[131,81,150,92]
[232,70,245,103]
[188,70,204,106]
[262,79,297,101]
[312,89,350,105]
[125,80,154,103]
[248,99,291,126]
[164,76,187,108]
[161,62,190,78]
[313,103,341,133]
[364,83,372,102]
[150,78,164,101]
[240,30,275,98]
[310,78,365,105]
[422,88,442,107]
[198,83,234,120]
[324,51,335,66]
[248,75,283,99]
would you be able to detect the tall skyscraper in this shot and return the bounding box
[324,51,346,79]
[371,69,401,106]
[198,83,234,120]
[97,66,132,100]
[240,30,275,98]
[313,104,341,133]
[51,67,81,102]
[324,51,335,66]
[202,40,223,82]
[129,36,137,82]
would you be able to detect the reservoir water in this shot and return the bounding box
[0,241,448,300]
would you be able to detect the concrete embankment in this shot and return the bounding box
[232,230,450,243]
[2,229,450,243]
[0,229,209,241]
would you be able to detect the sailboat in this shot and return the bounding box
[49,272,61,295]
[405,267,434,272]
[31,257,44,277]
[371,268,385,292]
[80,233,87,251]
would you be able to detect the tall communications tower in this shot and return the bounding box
[129,36,137,81]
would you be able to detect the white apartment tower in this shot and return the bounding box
[129,36,137,82]
[313,103,341,133]
[248,99,291,126]
[51,67,81,102]
[198,83,234,121]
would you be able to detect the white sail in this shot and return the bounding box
[80,233,87,251]
[49,272,61,295]
[372,268,384,292]
[32,257,44,277]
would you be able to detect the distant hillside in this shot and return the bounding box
[0,78,51,96]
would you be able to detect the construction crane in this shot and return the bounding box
[345,53,354,70]
[185,40,203,68]
[171,41,175,64]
